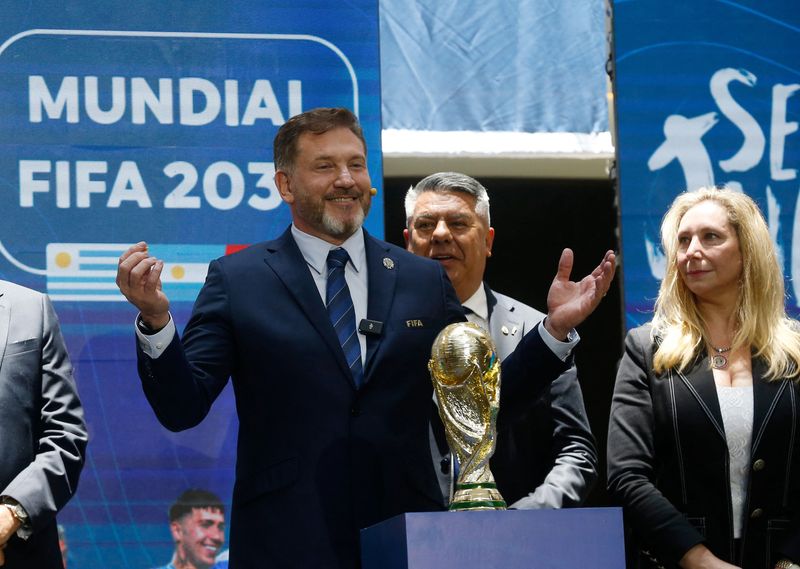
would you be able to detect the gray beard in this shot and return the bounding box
[320,202,369,239]
[293,192,372,241]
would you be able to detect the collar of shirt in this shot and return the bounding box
[462,285,489,329]
[291,224,366,275]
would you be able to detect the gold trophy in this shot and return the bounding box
[429,322,506,511]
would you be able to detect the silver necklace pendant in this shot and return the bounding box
[711,353,729,369]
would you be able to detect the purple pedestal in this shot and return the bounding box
[361,507,625,568]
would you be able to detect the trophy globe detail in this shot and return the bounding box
[429,322,507,511]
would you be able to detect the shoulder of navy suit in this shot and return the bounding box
[364,231,463,324]
[205,230,294,276]
[224,232,290,262]
[362,230,444,271]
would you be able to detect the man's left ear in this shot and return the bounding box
[486,227,495,257]
[275,170,294,204]
[169,520,182,542]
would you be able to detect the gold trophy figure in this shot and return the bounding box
[429,322,506,511]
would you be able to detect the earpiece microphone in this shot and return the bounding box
[370,188,378,196]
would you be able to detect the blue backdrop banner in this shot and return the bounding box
[0,2,382,567]
[613,0,800,328]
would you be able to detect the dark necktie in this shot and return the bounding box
[326,248,363,388]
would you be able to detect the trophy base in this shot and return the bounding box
[449,482,507,511]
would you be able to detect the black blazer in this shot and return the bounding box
[607,324,800,568]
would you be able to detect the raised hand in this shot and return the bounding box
[544,248,616,340]
[116,242,170,330]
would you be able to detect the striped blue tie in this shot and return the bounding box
[326,248,363,388]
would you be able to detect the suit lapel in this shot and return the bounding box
[750,358,788,454]
[675,355,726,441]
[262,228,353,384]
[485,286,523,362]
[363,233,398,377]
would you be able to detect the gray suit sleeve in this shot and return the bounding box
[2,295,88,533]
[510,366,598,509]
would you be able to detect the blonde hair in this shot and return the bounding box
[652,186,800,379]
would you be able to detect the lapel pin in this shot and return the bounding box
[383,257,395,269]
[501,325,509,336]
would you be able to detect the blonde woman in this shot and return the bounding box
[608,187,800,569]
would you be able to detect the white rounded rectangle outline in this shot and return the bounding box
[0,28,359,116]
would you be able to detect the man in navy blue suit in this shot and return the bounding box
[116,108,615,568]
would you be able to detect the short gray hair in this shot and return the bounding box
[404,172,491,227]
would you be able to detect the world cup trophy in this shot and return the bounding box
[429,322,506,511]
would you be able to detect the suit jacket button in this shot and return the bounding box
[440,455,451,474]
[350,406,360,417]
[750,508,763,519]
[752,458,765,471]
